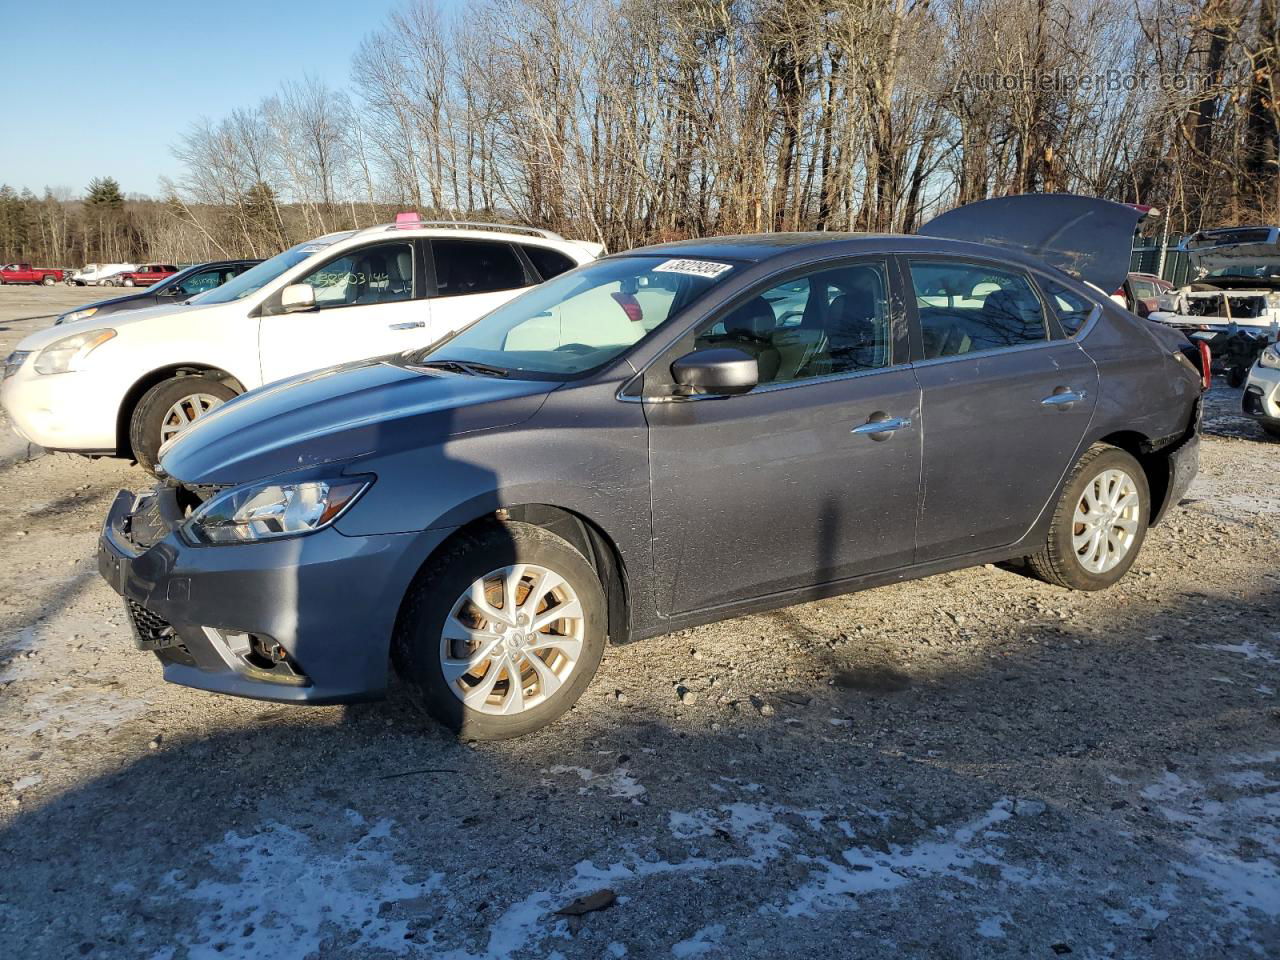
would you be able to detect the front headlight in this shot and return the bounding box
[1259,345,1280,370]
[57,307,99,325]
[180,476,372,545]
[33,328,116,374]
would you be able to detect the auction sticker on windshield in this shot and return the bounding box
[653,259,734,279]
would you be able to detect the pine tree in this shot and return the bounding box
[85,176,124,210]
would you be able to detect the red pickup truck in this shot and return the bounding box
[0,263,66,285]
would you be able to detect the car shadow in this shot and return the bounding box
[2,577,1277,958]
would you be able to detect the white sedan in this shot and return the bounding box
[1,219,602,472]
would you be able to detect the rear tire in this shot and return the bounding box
[41,275,55,286]
[1027,444,1149,591]
[128,375,236,475]
[393,521,607,741]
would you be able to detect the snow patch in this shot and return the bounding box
[784,799,1020,917]
[1203,641,1278,664]
[672,923,725,957]
[545,765,647,801]
[162,817,433,959]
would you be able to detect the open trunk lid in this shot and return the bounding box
[918,194,1154,295]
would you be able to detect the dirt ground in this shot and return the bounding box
[0,283,1277,959]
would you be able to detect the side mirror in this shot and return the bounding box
[281,283,317,313]
[671,347,758,396]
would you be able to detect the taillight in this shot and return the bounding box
[1197,340,1212,390]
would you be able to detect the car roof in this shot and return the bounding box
[622,232,1076,276]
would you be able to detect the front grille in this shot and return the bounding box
[3,351,31,380]
[124,598,179,649]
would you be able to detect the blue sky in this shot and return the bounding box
[0,0,413,197]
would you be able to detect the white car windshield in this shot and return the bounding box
[195,232,355,305]
[410,255,740,378]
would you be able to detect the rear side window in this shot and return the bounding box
[432,239,527,297]
[1041,278,1096,336]
[522,244,576,281]
[909,261,1046,358]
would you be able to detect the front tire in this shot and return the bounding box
[128,375,235,475]
[1027,444,1149,591]
[393,521,607,741]
[123,277,135,287]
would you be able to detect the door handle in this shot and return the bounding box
[852,415,912,440]
[389,321,425,330]
[1041,388,1086,409]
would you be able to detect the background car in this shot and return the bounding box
[3,219,602,472]
[115,264,178,287]
[54,259,262,325]
[71,263,138,286]
[97,194,1204,741]
[1243,341,1280,438]
[1110,271,1174,317]
[0,263,65,285]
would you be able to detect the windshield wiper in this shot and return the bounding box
[414,359,510,378]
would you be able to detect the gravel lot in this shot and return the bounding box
[0,284,1277,959]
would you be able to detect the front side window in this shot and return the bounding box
[910,260,1047,357]
[432,239,527,297]
[408,255,739,378]
[176,269,228,296]
[297,242,414,308]
[692,262,892,385]
[195,236,355,305]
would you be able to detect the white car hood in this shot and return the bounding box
[14,299,230,352]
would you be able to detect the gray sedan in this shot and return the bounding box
[98,195,1206,740]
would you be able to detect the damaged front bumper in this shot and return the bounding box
[97,485,448,704]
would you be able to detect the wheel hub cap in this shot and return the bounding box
[440,563,585,716]
[159,393,224,443]
[1072,468,1140,574]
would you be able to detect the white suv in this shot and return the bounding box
[2,218,602,471]
[72,263,139,286]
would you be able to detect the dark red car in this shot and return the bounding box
[1111,272,1173,317]
[115,264,178,287]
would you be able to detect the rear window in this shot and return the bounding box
[522,244,577,281]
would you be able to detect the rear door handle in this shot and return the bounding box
[852,415,912,440]
[389,321,425,330]
[1041,388,1086,409]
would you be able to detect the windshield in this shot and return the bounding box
[194,232,354,305]
[410,255,740,378]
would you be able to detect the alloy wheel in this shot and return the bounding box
[159,393,224,443]
[439,563,585,715]
[1072,468,1140,574]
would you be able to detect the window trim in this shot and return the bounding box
[900,254,1059,364]
[631,254,909,402]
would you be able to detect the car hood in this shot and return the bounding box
[15,299,224,350]
[158,358,558,485]
[918,194,1152,295]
